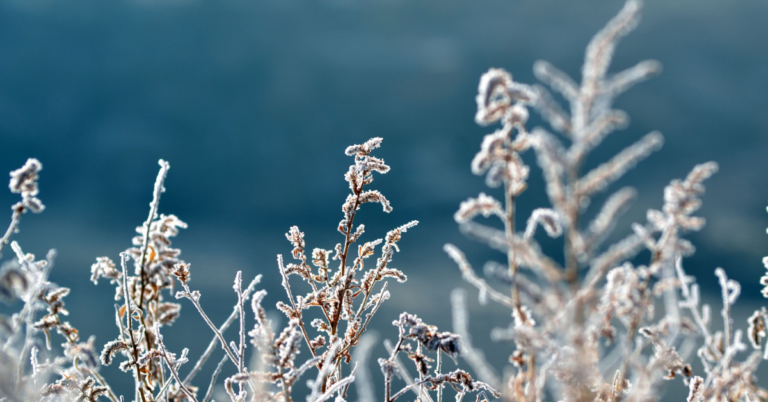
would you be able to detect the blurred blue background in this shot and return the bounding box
[1,0,767,399]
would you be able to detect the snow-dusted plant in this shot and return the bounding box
[442,1,767,402]
[0,138,418,402]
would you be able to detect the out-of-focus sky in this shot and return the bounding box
[0,0,766,399]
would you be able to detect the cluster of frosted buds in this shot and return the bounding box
[360,221,415,295]
[638,327,692,380]
[419,369,500,397]
[340,137,392,235]
[381,312,498,402]
[124,217,188,329]
[89,256,120,286]
[63,336,100,371]
[651,163,717,235]
[641,162,718,274]
[282,226,313,281]
[126,213,187,284]
[474,68,535,128]
[8,158,44,213]
[599,263,646,323]
[33,285,80,346]
[3,244,81,350]
[471,69,535,192]
[41,375,108,402]
[267,139,416,401]
[394,312,462,361]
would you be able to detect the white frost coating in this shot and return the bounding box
[533,60,578,102]
[606,60,662,97]
[581,0,641,90]
[454,193,504,224]
[9,158,42,197]
[585,187,636,250]
[577,131,663,197]
[523,208,562,240]
[475,68,514,126]
[150,159,170,220]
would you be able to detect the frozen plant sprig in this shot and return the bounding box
[271,139,418,400]
[0,160,120,402]
[1,158,45,257]
[93,161,196,402]
[378,312,499,402]
[675,260,767,402]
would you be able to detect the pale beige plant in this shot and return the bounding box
[443,1,767,402]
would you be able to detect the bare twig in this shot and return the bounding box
[183,275,262,385]
[153,324,197,402]
[178,282,239,368]
[203,355,227,402]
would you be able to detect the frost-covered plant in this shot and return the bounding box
[2,136,417,402]
[443,1,767,402]
[85,138,417,402]
[0,159,114,402]
[376,312,498,402]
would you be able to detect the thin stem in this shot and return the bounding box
[180,283,239,368]
[436,349,443,402]
[338,282,389,359]
[4,245,54,353]
[384,334,406,402]
[277,255,319,359]
[390,380,430,402]
[613,274,651,400]
[154,326,198,402]
[339,184,364,278]
[183,275,261,385]
[332,184,364,336]
[235,273,246,374]
[502,164,519,308]
[0,205,23,256]
[675,260,713,343]
[120,254,147,402]
[202,356,228,402]
[137,160,169,314]
[276,365,291,402]
[155,349,188,401]
[135,161,170,382]
[566,158,585,330]
[12,248,53,389]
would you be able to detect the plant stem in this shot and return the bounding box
[0,204,23,256]
[120,254,147,402]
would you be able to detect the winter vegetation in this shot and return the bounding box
[0,1,766,402]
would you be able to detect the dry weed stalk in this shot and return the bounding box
[444,1,767,402]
